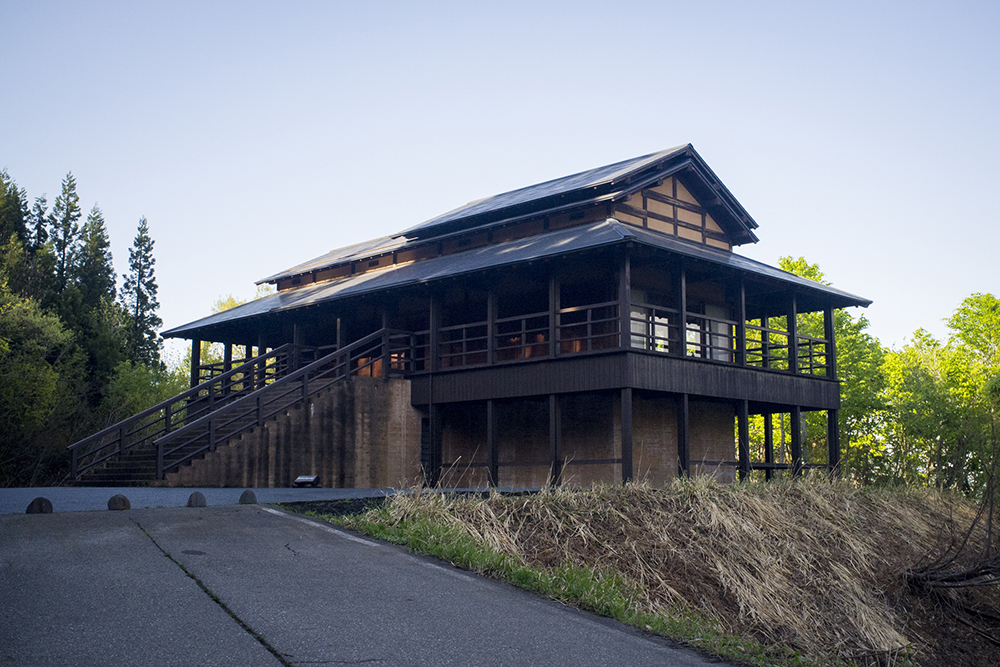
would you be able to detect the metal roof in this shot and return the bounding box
[401,146,690,236]
[164,219,868,340]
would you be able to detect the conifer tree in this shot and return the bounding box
[28,195,49,251]
[75,204,116,307]
[50,172,81,295]
[120,217,162,366]
[0,169,29,244]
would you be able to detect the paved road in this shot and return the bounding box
[0,504,725,667]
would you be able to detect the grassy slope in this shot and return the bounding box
[299,479,1000,667]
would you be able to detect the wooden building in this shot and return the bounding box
[70,145,870,488]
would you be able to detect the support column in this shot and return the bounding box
[824,305,837,380]
[190,338,201,388]
[621,388,633,483]
[487,289,497,365]
[619,253,631,350]
[487,399,498,486]
[549,395,561,485]
[764,413,774,481]
[790,405,803,475]
[549,276,559,357]
[788,295,798,374]
[223,343,233,395]
[737,399,750,481]
[827,409,841,476]
[429,294,440,373]
[677,393,689,477]
[761,308,770,369]
[677,263,687,357]
[737,277,747,366]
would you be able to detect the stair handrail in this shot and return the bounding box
[154,328,414,479]
[67,343,302,480]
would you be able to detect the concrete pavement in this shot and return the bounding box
[1,504,727,666]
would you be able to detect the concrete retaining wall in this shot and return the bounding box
[165,377,423,488]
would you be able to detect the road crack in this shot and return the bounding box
[131,517,294,667]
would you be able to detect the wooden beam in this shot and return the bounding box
[549,276,559,358]
[487,399,497,486]
[737,277,747,366]
[827,408,840,476]
[737,399,750,481]
[487,289,496,365]
[549,394,562,485]
[618,252,631,350]
[621,388,633,483]
[190,338,201,388]
[678,262,687,357]
[429,294,440,373]
[788,294,798,375]
[678,393,689,477]
[764,412,774,481]
[790,405,803,475]
[824,305,837,380]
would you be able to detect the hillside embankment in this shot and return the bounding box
[319,479,1000,666]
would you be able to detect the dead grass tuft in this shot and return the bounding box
[376,478,994,665]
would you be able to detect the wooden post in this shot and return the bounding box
[678,263,687,357]
[619,253,631,350]
[790,405,803,475]
[621,388,633,483]
[737,277,747,366]
[764,413,774,481]
[788,295,798,374]
[549,276,559,357]
[487,289,497,365]
[827,409,841,476]
[678,394,689,477]
[190,338,201,388]
[223,343,233,395]
[737,400,750,481]
[549,394,561,485]
[824,305,837,380]
[761,309,770,369]
[487,399,497,486]
[429,294,440,373]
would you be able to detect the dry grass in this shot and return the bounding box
[366,477,997,666]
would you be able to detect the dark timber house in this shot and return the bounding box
[69,145,870,488]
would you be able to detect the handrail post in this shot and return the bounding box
[164,403,172,434]
[208,382,215,411]
[382,328,390,378]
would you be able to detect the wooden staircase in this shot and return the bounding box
[67,330,415,486]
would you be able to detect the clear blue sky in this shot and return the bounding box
[3,1,998,364]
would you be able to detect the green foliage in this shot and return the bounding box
[0,276,76,486]
[0,169,29,246]
[99,360,188,427]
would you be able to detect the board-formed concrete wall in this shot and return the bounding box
[165,377,423,488]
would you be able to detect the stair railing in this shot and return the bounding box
[154,328,414,479]
[68,343,302,480]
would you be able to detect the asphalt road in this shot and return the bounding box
[1,504,726,667]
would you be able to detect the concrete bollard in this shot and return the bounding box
[238,489,257,504]
[107,494,131,510]
[187,491,207,507]
[26,497,53,514]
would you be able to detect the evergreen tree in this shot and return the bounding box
[27,195,49,252]
[50,172,81,295]
[0,169,29,245]
[120,217,162,366]
[75,204,116,307]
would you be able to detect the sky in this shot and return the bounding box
[2,1,998,364]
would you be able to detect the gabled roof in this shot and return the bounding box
[260,145,760,285]
[400,145,758,242]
